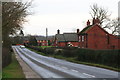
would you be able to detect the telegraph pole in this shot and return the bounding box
[46,28,48,46]
[118,1,120,22]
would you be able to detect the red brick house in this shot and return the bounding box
[35,36,54,46]
[54,30,79,47]
[78,18,120,50]
[35,36,48,46]
[23,37,30,45]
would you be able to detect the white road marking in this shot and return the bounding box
[61,66,68,69]
[71,69,79,72]
[83,73,95,78]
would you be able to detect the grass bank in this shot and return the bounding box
[2,53,25,78]
[27,47,119,72]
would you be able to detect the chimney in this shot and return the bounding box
[95,18,100,24]
[92,18,100,25]
[77,29,79,33]
[92,18,96,25]
[87,20,90,26]
[57,29,60,34]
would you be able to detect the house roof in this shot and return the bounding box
[23,36,30,41]
[35,36,54,41]
[47,36,55,40]
[35,36,46,41]
[55,34,65,42]
[79,24,109,35]
[63,33,78,41]
[55,33,78,42]
[80,25,92,34]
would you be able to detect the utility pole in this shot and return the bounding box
[118,1,120,22]
[46,28,48,46]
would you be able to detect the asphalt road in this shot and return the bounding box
[12,46,119,80]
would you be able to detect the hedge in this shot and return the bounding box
[77,49,119,68]
[26,45,119,69]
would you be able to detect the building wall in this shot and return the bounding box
[37,40,48,46]
[58,42,66,47]
[70,42,79,47]
[78,35,87,48]
[87,25,108,49]
[54,41,79,47]
[85,25,119,50]
[118,39,120,49]
[108,35,119,49]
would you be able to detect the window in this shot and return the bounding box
[37,40,39,43]
[42,43,45,46]
[82,36,84,42]
[56,40,57,44]
[79,36,81,42]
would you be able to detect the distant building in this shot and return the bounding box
[35,36,54,46]
[35,36,48,46]
[54,30,79,47]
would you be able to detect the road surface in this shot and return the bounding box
[12,46,119,80]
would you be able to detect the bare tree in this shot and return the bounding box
[89,4,120,35]
[105,18,120,35]
[90,4,111,26]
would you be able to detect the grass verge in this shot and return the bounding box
[37,46,53,49]
[2,53,25,78]
[27,47,120,72]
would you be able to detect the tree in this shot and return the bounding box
[19,30,24,36]
[90,4,110,26]
[105,18,120,35]
[2,2,31,37]
[2,1,31,67]
[90,4,120,35]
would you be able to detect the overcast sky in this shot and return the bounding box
[23,0,119,36]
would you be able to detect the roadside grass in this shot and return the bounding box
[27,48,120,72]
[37,46,53,49]
[2,53,25,78]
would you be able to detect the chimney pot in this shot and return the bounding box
[57,29,60,34]
[87,20,90,26]
[77,29,79,33]
[92,18,96,25]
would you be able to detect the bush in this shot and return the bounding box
[2,48,12,68]
[45,48,56,54]
[26,45,45,53]
[77,49,119,68]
